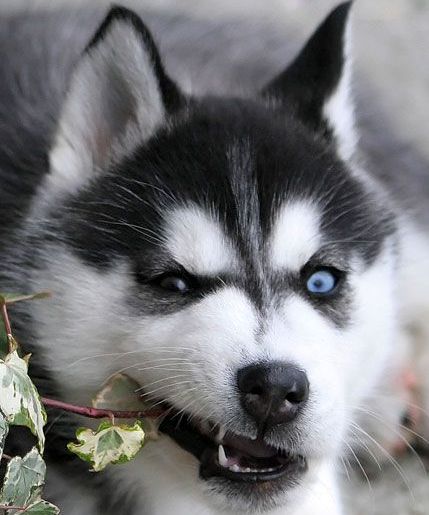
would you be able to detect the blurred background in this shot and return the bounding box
[0,1,428,514]
[1,0,428,161]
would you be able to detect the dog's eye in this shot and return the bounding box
[158,275,191,293]
[305,269,338,296]
[138,268,201,294]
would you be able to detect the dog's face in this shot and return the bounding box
[30,4,399,512]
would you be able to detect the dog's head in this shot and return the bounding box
[31,3,399,512]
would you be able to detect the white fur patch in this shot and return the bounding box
[164,205,239,275]
[270,201,321,272]
[323,16,358,162]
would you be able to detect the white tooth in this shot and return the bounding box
[244,467,251,473]
[216,425,226,443]
[230,464,241,473]
[218,445,228,468]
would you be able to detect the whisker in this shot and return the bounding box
[102,362,202,385]
[64,346,205,369]
[140,380,195,399]
[134,374,189,392]
[354,406,428,471]
[343,440,373,492]
[172,397,207,427]
[144,387,200,412]
[339,455,352,482]
[351,422,415,500]
[363,393,429,421]
[347,426,382,471]
[186,397,215,426]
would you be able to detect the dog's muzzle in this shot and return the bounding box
[158,361,309,483]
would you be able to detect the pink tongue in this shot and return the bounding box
[223,433,278,458]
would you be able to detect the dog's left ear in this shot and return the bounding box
[49,6,183,192]
[263,2,355,160]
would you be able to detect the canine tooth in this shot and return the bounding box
[218,445,228,468]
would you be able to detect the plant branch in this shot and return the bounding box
[41,397,165,420]
[0,301,15,354]
[0,302,12,337]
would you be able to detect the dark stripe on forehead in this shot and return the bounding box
[227,139,271,312]
[228,139,261,259]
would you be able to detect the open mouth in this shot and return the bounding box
[159,407,307,483]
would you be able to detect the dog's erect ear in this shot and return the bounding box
[263,2,355,160]
[49,6,183,192]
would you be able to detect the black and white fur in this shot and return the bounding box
[1,3,428,514]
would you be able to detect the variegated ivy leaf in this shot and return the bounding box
[68,420,146,471]
[0,350,46,452]
[0,445,60,514]
[0,411,8,460]
[18,500,60,515]
[0,292,51,305]
[93,373,143,411]
[0,447,46,508]
[93,373,159,440]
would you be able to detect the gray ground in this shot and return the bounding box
[1,0,428,514]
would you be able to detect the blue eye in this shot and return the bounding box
[306,269,337,295]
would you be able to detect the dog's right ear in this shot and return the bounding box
[48,6,183,193]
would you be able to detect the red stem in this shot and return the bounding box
[41,397,165,420]
[1,302,12,337]
[0,302,15,354]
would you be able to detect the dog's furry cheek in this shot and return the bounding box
[343,242,399,404]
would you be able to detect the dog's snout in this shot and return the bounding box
[237,362,309,428]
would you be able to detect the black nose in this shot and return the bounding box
[237,362,309,429]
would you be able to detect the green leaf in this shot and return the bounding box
[0,292,51,306]
[0,411,8,460]
[68,420,145,471]
[0,447,46,508]
[18,500,60,515]
[0,351,47,452]
[93,373,159,440]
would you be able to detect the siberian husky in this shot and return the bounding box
[1,2,428,514]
